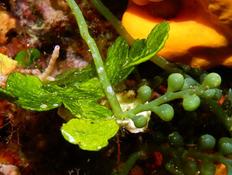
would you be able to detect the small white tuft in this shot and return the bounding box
[107,86,114,94]
[53,104,59,107]
[97,67,104,73]
[40,104,48,109]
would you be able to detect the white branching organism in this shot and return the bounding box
[39,45,60,81]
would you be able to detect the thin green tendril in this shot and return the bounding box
[66,0,123,118]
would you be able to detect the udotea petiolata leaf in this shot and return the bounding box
[5,72,62,111]
[51,65,96,87]
[0,72,111,120]
[125,21,169,67]
[105,37,133,85]
[61,86,112,119]
[61,118,119,151]
[104,22,169,85]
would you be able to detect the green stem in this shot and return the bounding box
[185,150,232,167]
[159,146,232,175]
[151,56,183,74]
[112,151,145,175]
[125,89,197,116]
[226,164,232,175]
[91,0,134,45]
[66,0,123,118]
[162,147,232,175]
[202,99,232,134]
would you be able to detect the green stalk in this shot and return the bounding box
[112,151,145,175]
[124,84,213,117]
[91,0,134,45]
[125,89,196,116]
[160,146,232,175]
[66,0,123,118]
[185,150,232,168]
[202,99,232,134]
[152,56,183,73]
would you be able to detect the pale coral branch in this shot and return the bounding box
[39,45,60,81]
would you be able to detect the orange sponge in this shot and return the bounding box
[122,0,232,68]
